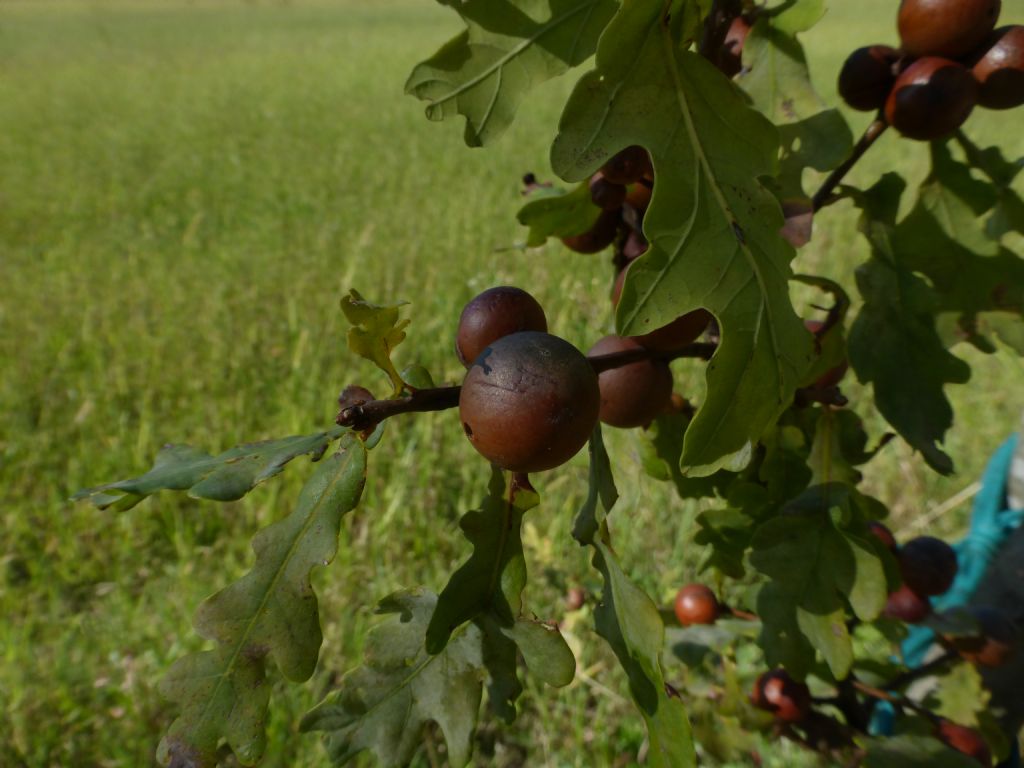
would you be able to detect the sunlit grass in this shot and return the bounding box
[1,1,1022,765]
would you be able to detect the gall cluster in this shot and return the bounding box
[837,0,1022,140]
[872,524,1018,670]
[455,285,704,473]
[667,525,1015,766]
[551,145,715,352]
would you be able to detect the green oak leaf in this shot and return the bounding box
[777,111,852,197]
[750,484,887,678]
[664,619,761,667]
[930,663,989,727]
[902,141,998,257]
[551,0,813,475]
[502,617,576,688]
[639,410,735,501]
[427,468,574,721]
[477,613,577,723]
[695,481,778,578]
[738,12,851,201]
[340,290,410,395]
[695,506,758,579]
[977,711,1013,763]
[755,581,816,678]
[406,0,617,147]
[848,175,972,474]
[72,426,346,511]
[762,0,825,34]
[808,408,868,486]
[158,436,367,767]
[400,364,435,389]
[516,181,600,246]
[797,603,852,680]
[975,311,1024,353]
[591,538,696,767]
[575,428,695,766]
[799,311,847,385]
[863,735,984,768]
[850,256,970,475]
[477,616,521,724]
[573,425,618,544]
[759,421,813,501]
[736,2,850,225]
[794,274,851,386]
[427,468,531,651]
[988,183,1024,241]
[893,143,1024,351]
[953,136,1024,241]
[302,589,484,768]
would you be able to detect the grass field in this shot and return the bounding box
[2,1,1024,766]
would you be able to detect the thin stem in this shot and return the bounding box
[729,610,761,622]
[511,472,535,497]
[811,119,888,212]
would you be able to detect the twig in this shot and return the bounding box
[336,386,460,431]
[811,119,888,212]
[727,606,759,621]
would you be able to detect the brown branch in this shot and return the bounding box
[336,386,460,431]
[724,605,758,621]
[811,118,888,212]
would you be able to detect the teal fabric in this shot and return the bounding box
[902,436,1024,666]
[869,436,1024,768]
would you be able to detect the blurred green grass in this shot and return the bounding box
[1,1,1022,766]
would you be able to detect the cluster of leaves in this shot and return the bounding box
[74,0,1024,766]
